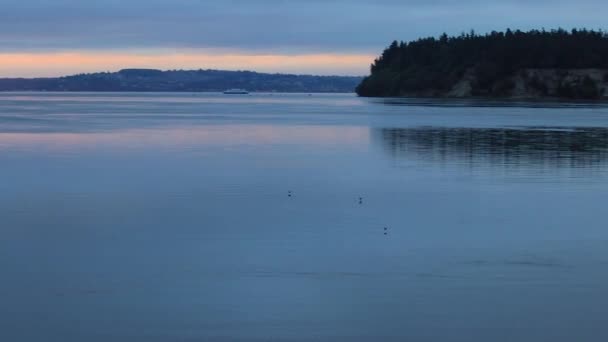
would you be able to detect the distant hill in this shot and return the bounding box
[0,69,362,93]
[357,29,608,99]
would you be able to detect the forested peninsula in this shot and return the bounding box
[356,29,608,99]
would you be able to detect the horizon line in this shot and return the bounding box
[0,51,373,78]
[0,67,366,80]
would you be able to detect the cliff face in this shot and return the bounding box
[444,69,608,99]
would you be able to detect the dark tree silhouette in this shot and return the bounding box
[357,28,608,99]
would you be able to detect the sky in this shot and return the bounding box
[0,0,607,77]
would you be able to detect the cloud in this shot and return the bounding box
[0,1,606,76]
[0,50,374,77]
[1,0,607,54]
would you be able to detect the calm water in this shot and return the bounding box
[1,92,608,342]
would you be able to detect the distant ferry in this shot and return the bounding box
[223,89,249,95]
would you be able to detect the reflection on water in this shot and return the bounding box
[0,125,368,153]
[375,97,608,109]
[376,126,608,171]
[2,93,608,342]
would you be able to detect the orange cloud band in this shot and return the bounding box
[0,51,373,77]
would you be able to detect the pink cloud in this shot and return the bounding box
[0,51,373,77]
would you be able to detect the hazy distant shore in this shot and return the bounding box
[0,68,363,93]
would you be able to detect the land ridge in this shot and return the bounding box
[0,68,362,93]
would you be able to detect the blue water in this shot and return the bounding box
[1,92,608,341]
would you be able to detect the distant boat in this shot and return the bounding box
[223,89,249,95]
